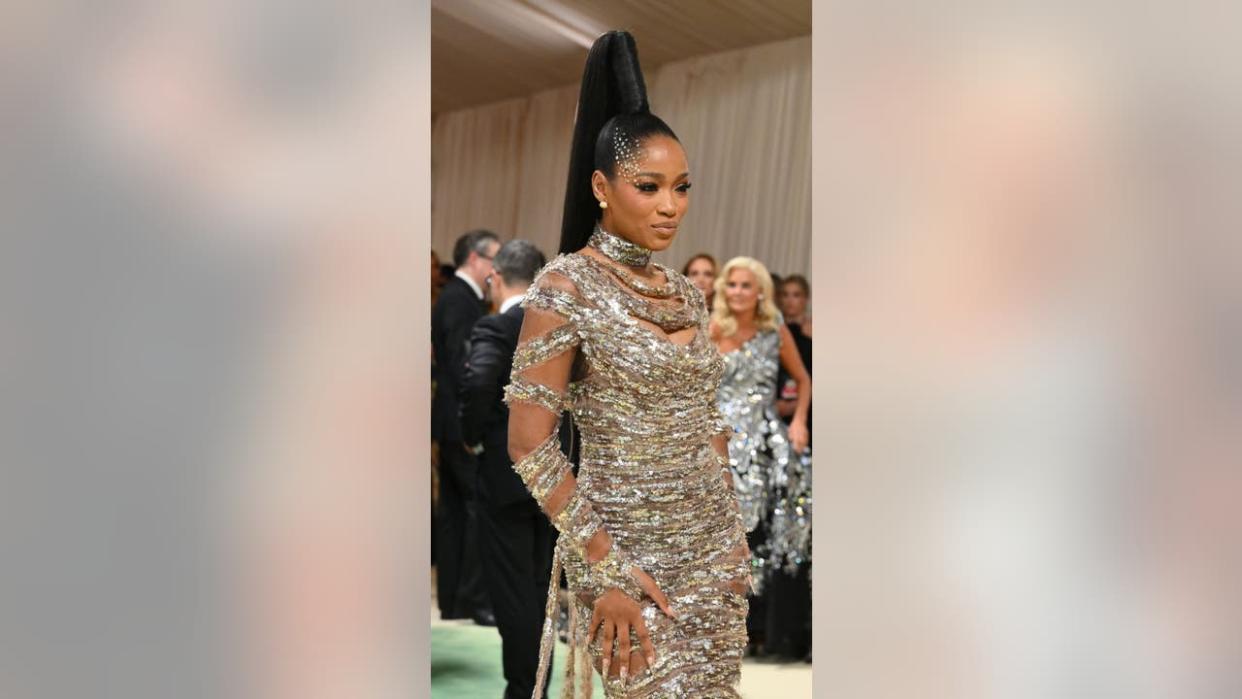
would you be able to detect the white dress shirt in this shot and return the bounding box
[499,294,523,314]
[454,268,484,300]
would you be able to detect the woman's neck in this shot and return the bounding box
[733,307,757,330]
[589,222,651,268]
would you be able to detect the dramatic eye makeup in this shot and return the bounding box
[632,178,691,194]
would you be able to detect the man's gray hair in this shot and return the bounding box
[452,229,500,268]
[492,239,546,287]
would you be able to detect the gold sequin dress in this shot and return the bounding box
[505,249,752,698]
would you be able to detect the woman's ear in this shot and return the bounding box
[591,170,608,203]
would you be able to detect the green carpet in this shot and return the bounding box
[431,622,604,698]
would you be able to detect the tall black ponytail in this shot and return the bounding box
[559,31,679,254]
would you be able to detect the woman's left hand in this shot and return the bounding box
[788,420,809,454]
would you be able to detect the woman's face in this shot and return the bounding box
[724,268,761,317]
[686,257,716,296]
[594,135,690,252]
[779,281,807,319]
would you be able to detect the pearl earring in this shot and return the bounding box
[599,200,608,209]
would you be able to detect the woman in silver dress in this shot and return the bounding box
[506,31,752,698]
[710,256,812,652]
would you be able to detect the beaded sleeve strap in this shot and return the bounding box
[588,544,646,601]
[506,410,645,602]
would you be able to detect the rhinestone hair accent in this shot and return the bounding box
[611,127,644,182]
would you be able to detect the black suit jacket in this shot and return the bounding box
[432,275,487,444]
[459,304,532,507]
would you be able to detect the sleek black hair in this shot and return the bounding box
[559,30,679,254]
[452,229,499,268]
[492,239,546,287]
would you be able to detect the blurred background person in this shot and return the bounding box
[772,272,814,661]
[432,229,499,625]
[710,256,812,657]
[460,239,554,699]
[439,262,456,291]
[776,274,813,423]
[683,252,718,311]
[777,274,813,338]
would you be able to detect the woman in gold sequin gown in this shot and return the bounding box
[505,31,752,699]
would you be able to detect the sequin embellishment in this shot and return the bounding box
[588,222,652,268]
[506,252,751,697]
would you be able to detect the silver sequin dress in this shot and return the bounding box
[717,328,812,592]
[505,252,752,698]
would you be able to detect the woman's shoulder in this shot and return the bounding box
[531,252,591,291]
[537,251,588,275]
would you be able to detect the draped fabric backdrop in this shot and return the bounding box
[432,36,810,277]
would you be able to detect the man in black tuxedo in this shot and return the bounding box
[460,240,555,699]
[432,229,499,623]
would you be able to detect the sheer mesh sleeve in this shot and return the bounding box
[504,270,644,600]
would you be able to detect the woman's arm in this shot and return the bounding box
[507,269,673,682]
[505,272,640,595]
[778,323,811,452]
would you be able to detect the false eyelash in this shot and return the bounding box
[634,182,691,193]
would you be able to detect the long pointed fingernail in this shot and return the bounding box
[620,665,628,685]
[602,658,609,677]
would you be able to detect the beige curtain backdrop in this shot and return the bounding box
[432,35,810,277]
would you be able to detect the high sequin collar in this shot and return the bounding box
[587,223,651,267]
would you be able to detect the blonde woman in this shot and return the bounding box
[709,256,812,653]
